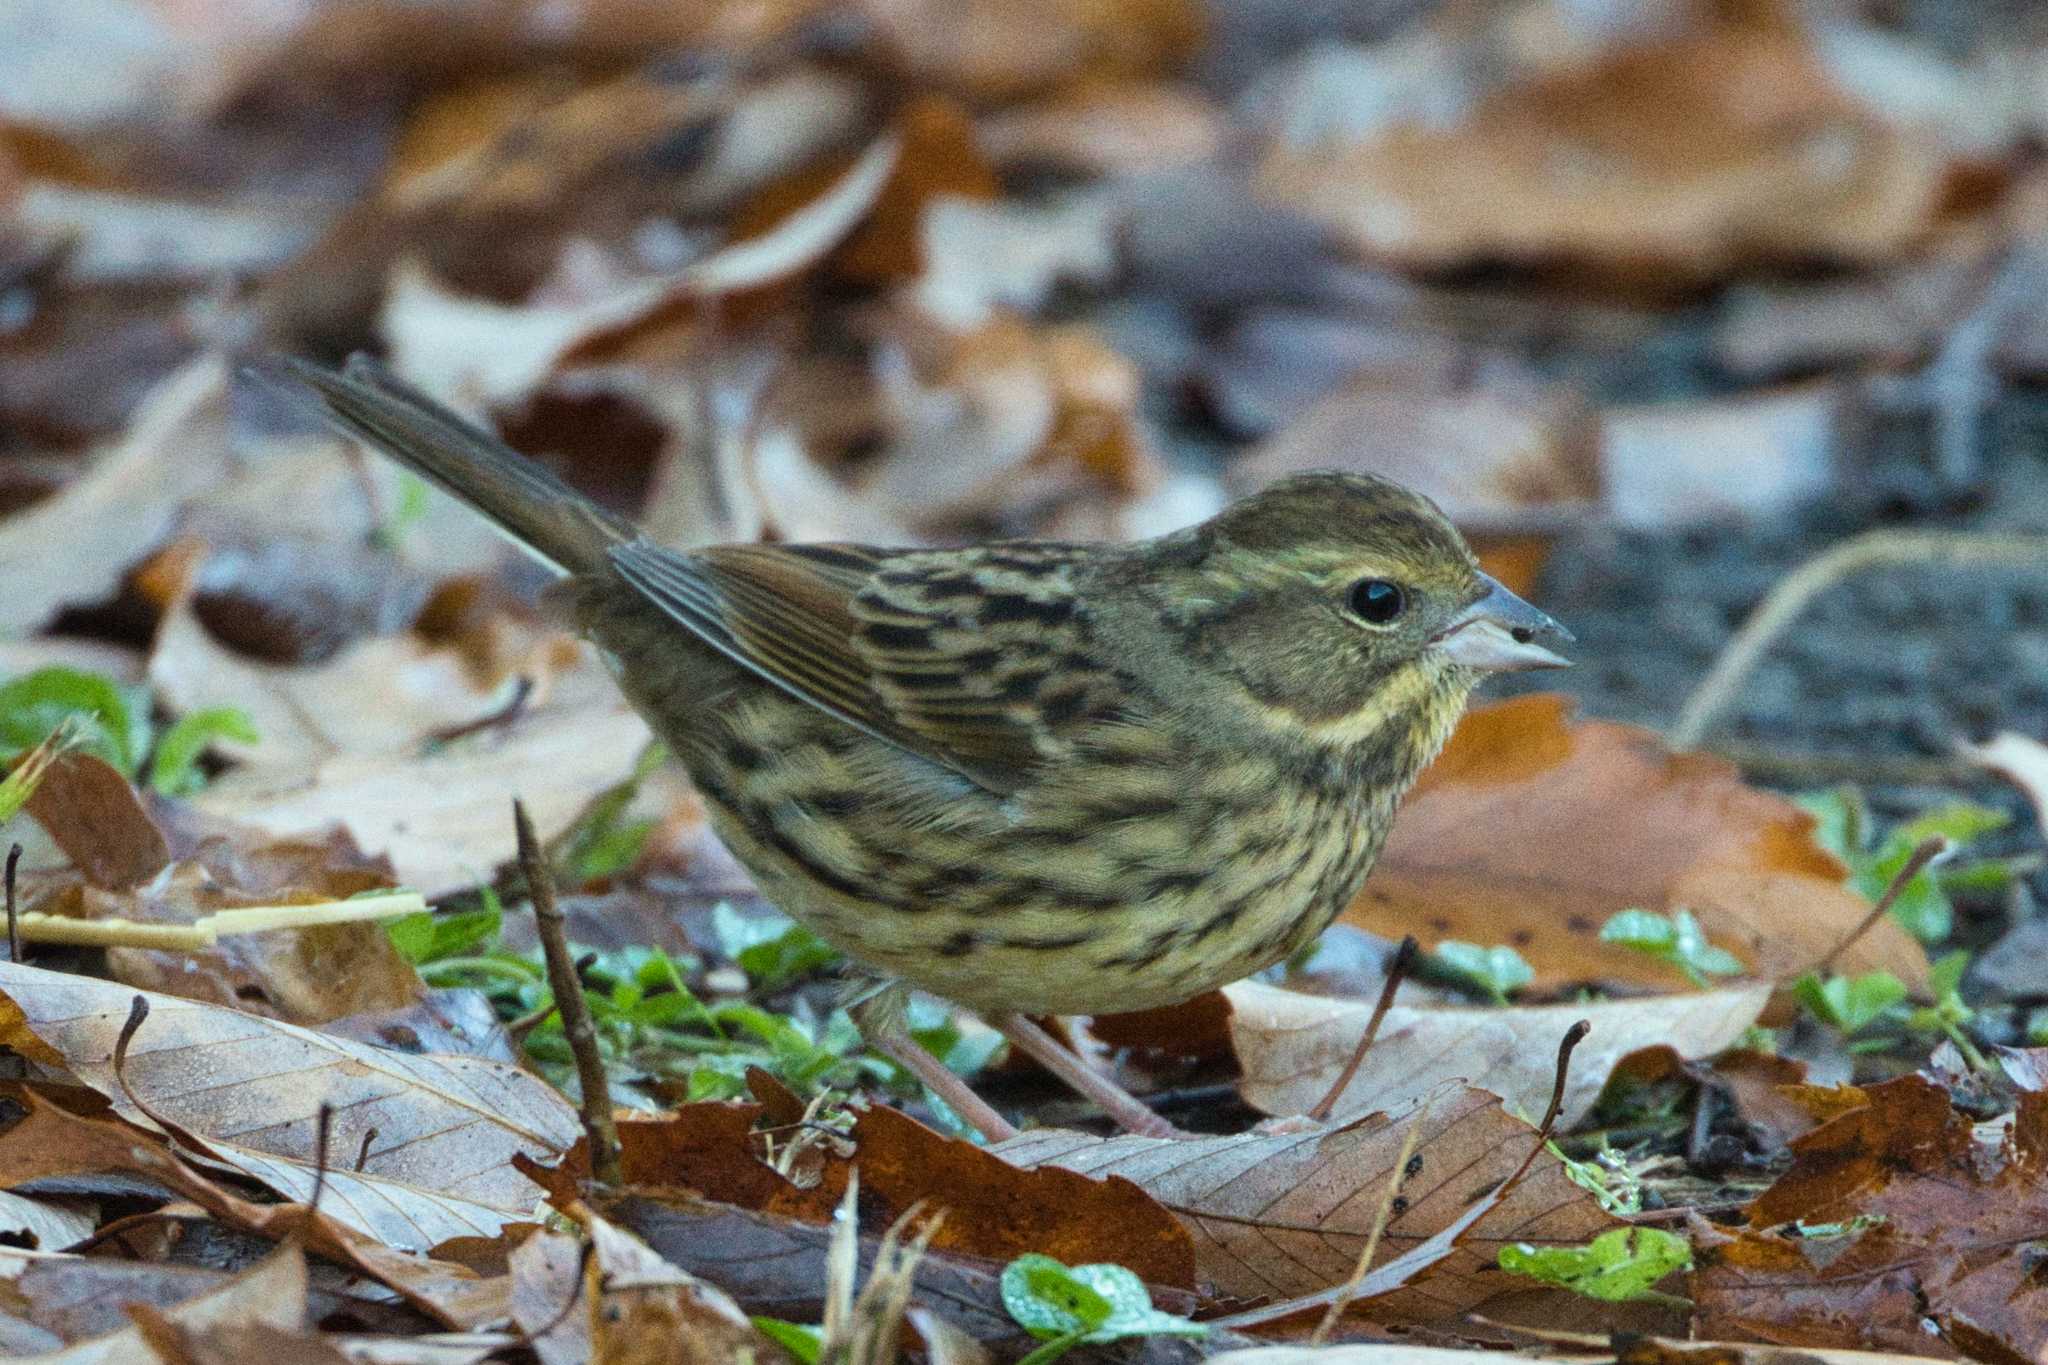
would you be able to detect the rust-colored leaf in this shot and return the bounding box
[1348,695,1927,992]
[1694,1074,2048,1359]
[24,752,169,892]
[615,1099,1196,1289]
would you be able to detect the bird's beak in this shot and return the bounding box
[1432,573,1573,672]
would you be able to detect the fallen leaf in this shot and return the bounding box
[1347,695,1928,993]
[189,699,651,898]
[381,135,900,410]
[1959,731,2048,832]
[1233,378,1601,532]
[614,1099,1196,1289]
[0,1189,94,1251]
[862,0,1207,102]
[0,355,229,632]
[1693,1074,2048,1359]
[0,963,578,1218]
[24,752,169,892]
[1253,0,1954,281]
[22,1241,308,1365]
[978,81,1224,175]
[1225,978,1771,1129]
[995,1082,1616,1324]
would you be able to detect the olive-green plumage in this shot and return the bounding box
[277,357,1568,1018]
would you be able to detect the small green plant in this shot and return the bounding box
[1599,907,1742,987]
[1792,969,1908,1044]
[1548,1138,1643,1216]
[999,1254,1207,1365]
[1799,788,2010,942]
[148,707,260,795]
[1498,1226,1691,1304]
[713,904,844,993]
[1429,941,1533,1003]
[1904,950,1987,1071]
[0,665,256,797]
[750,1318,822,1362]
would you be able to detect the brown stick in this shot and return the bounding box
[515,798,623,1186]
[1308,936,1418,1124]
[1812,835,1949,977]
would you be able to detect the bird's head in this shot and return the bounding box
[1113,471,1571,755]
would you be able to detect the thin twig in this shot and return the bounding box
[1309,1096,1430,1345]
[1812,835,1950,977]
[1670,530,2048,751]
[310,1103,334,1218]
[515,798,623,1186]
[354,1127,379,1172]
[1697,742,1983,789]
[4,844,18,964]
[1308,936,1418,1124]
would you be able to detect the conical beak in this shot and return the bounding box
[1433,573,1573,672]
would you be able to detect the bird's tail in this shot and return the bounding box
[262,355,633,577]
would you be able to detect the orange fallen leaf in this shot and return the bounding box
[1348,695,1927,992]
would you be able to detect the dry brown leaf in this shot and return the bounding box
[1254,0,1954,280]
[1233,379,1601,533]
[1694,1075,2048,1360]
[1600,385,1842,529]
[859,0,1206,102]
[994,1082,1615,1324]
[23,752,169,892]
[1347,695,1928,993]
[23,1241,308,1365]
[148,579,574,775]
[613,1099,1196,1289]
[978,81,1223,175]
[0,1189,95,1252]
[381,135,899,410]
[0,963,577,1220]
[189,698,650,898]
[0,355,229,632]
[1226,978,1771,1129]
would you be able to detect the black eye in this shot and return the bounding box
[1348,579,1406,624]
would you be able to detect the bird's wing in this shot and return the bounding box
[607,540,1124,795]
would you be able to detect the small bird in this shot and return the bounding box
[274,356,1570,1140]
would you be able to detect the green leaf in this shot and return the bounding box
[1792,970,1906,1034]
[999,1254,1206,1359]
[1928,948,1970,1001]
[712,904,842,991]
[386,897,504,966]
[1498,1226,1692,1302]
[750,1318,822,1363]
[147,706,258,796]
[1796,787,1866,860]
[1898,802,2009,847]
[1431,941,1532,1003]
[0,667,138,774]
[1599,907,1742,987]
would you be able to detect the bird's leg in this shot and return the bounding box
[851,989,1018,1144]
[993,1012,1187,1140]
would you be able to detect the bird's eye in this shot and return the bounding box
[1347,579,1406,625]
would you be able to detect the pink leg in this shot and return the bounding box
[993,1013,1186,1139]
[866,1026,1019,1144]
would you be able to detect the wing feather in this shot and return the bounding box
[608,540,1116,795]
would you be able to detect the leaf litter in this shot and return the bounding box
[3,0,2047,1359]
